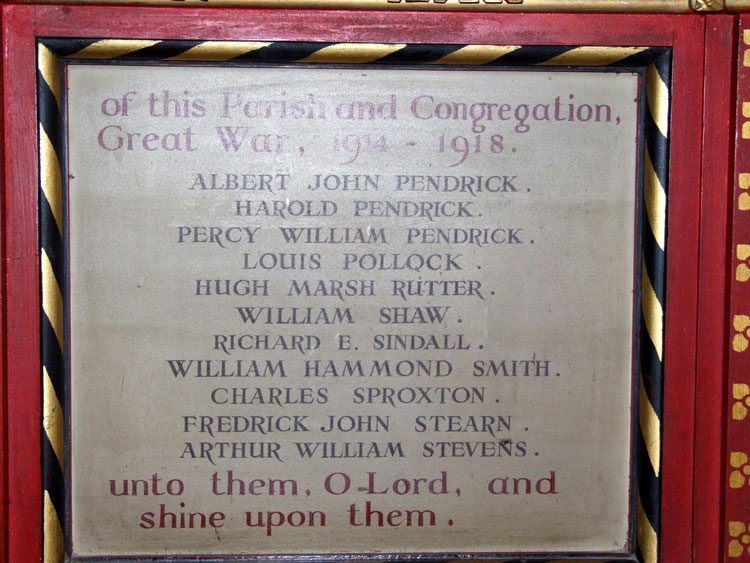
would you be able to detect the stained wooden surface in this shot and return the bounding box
[4,5,43,563]
[0,5,737,562]
[0,9,6,562]
[695,13,737,563]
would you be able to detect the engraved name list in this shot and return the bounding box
[66,65,639,557]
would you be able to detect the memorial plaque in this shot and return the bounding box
[66,62,640,558]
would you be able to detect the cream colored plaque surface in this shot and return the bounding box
[67,64,638,557]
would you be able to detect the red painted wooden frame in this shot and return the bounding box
[0,5,728,562]
[696,14,737,563]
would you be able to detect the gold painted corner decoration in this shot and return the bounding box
[691,0,725,10]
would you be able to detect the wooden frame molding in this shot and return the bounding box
[0,0,715,13]
[0,4,728,563]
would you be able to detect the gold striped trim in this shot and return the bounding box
[38,44,61,110]
[644,150,667,251]
[167,41,272,61]
[537,46,649,66]
[637,493,658,563]
[44,490,64,563]
[639,377,661,476]
[642,257,664,361]
[43,367,64,470]
[41,248,63,348]
[647,63,669,138]
[298,43,407,63]
[39,124,63,235]
[430,45,522,65]
[66,40,160,59]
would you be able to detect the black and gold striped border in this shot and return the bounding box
[636,54,670,563]
[39,38,668,66]
[37,39,669,563]
[38,40,66,563]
